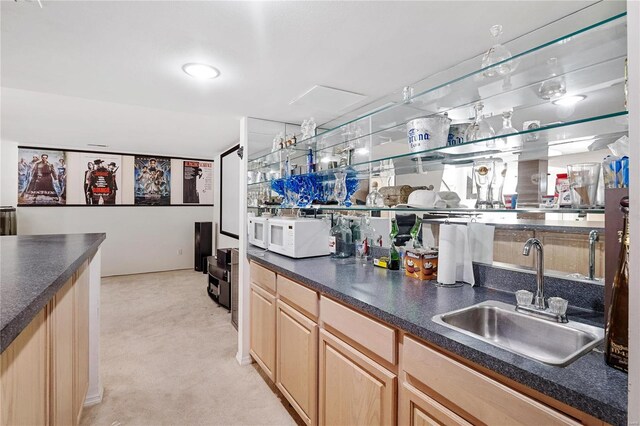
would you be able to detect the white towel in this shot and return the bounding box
[437,224,475,286]
[468,222,495,265]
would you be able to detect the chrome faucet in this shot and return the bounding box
[522,238,545,310]
[588,230,599,280]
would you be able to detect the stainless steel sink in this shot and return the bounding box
[432,300,604,366]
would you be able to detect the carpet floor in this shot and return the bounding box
[81,269,295,426]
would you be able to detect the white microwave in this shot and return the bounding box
[248,216,269,248]
[267,218,330,258]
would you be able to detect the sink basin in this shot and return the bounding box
[432,301,604,366]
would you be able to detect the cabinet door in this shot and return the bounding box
[250,283,277,381]
[319,329,396,426]
[74,263,90,423]
[51,278,75,426]
[276,300,318,425]
[399,380,471,426]
[1,309,49,426]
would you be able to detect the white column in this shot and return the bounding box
[84,248,103,406]
[236,117,252,365]
[627,1,640,424]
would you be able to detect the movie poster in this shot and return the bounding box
[80,153,122,205]
[18,148,67,205]
[134,156,171,205]
[183,160,213,204]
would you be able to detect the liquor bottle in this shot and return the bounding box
[366,182,385,207]
[329,215,352,259]
[388,218,400,270]
[605,196,629,372]
[356,217,375,264]
[409,215,423,249]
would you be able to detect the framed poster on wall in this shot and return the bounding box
[78,152,123,205]
[18,148,67,205]
[220,145,240,239]
[134,156,171,205]
[183,160,213,204]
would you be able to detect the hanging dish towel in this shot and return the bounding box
[437,224,475,286]
[468,222,495,264]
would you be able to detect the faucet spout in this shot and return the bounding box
[522,238,545,310]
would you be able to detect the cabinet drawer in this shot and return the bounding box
[250,262,276,294]
[320,296,397,365]
[400,380,471,426]
[277,275,318,319]
[403,336,579,426]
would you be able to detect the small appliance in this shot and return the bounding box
[248,216,269,248]
[267,217,330,258]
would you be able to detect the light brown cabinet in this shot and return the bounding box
[250,283,277,381]
[401,336,579,426]
[51,277,76,426]
[0,261,91,426]
[276,299,318,425]
[318,329,396,426]
[249,261,597,426]
[0,309,49,426]
[399,380,471,426]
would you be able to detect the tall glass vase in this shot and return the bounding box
[333,171,348,206]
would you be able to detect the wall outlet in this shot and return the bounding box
[177,248,183,255]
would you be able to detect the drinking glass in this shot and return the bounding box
[490,160,507,208]
[473,160,494,209]
[567,163,601,208]
[333,171,348,206]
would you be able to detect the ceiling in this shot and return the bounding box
[1,0,615,158]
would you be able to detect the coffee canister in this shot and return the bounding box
[407,115,451,153]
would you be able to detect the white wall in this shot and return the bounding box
[1,140,215,276]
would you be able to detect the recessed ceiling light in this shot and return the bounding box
[182,63,220,80]
[552,95,586,106]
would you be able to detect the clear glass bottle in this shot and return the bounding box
[538,58,567,100]
[388,218,400,270]
[605,196,629,372]
[464,103,495,147]
[481,24,517,77]
[356,217,375,264]
[329,215,352,259]
[366,182,385,207]
[496,111,521,148]
[409,215,423,249]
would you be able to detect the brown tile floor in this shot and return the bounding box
[81,269,295,426]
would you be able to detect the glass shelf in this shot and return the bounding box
[247,205,604,215]
[247,111,628,187]
[248,12,627,167]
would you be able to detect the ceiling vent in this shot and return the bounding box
[290,85,366,113]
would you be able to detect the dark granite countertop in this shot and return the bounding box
[1,233,106,352]
[247,250,627,426]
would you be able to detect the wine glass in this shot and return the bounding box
[538,58,567,100]
[496,111,521,148]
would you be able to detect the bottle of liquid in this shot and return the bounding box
[365,182,385,207]
[605,196,629,372]
[388,218,400,270]
[329,215,352,259]
[356,217,375,264]
[409,215,423,249]
[307,148,315,174]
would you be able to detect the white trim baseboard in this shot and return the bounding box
[84,386,104,407]
[236,351,253,366]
